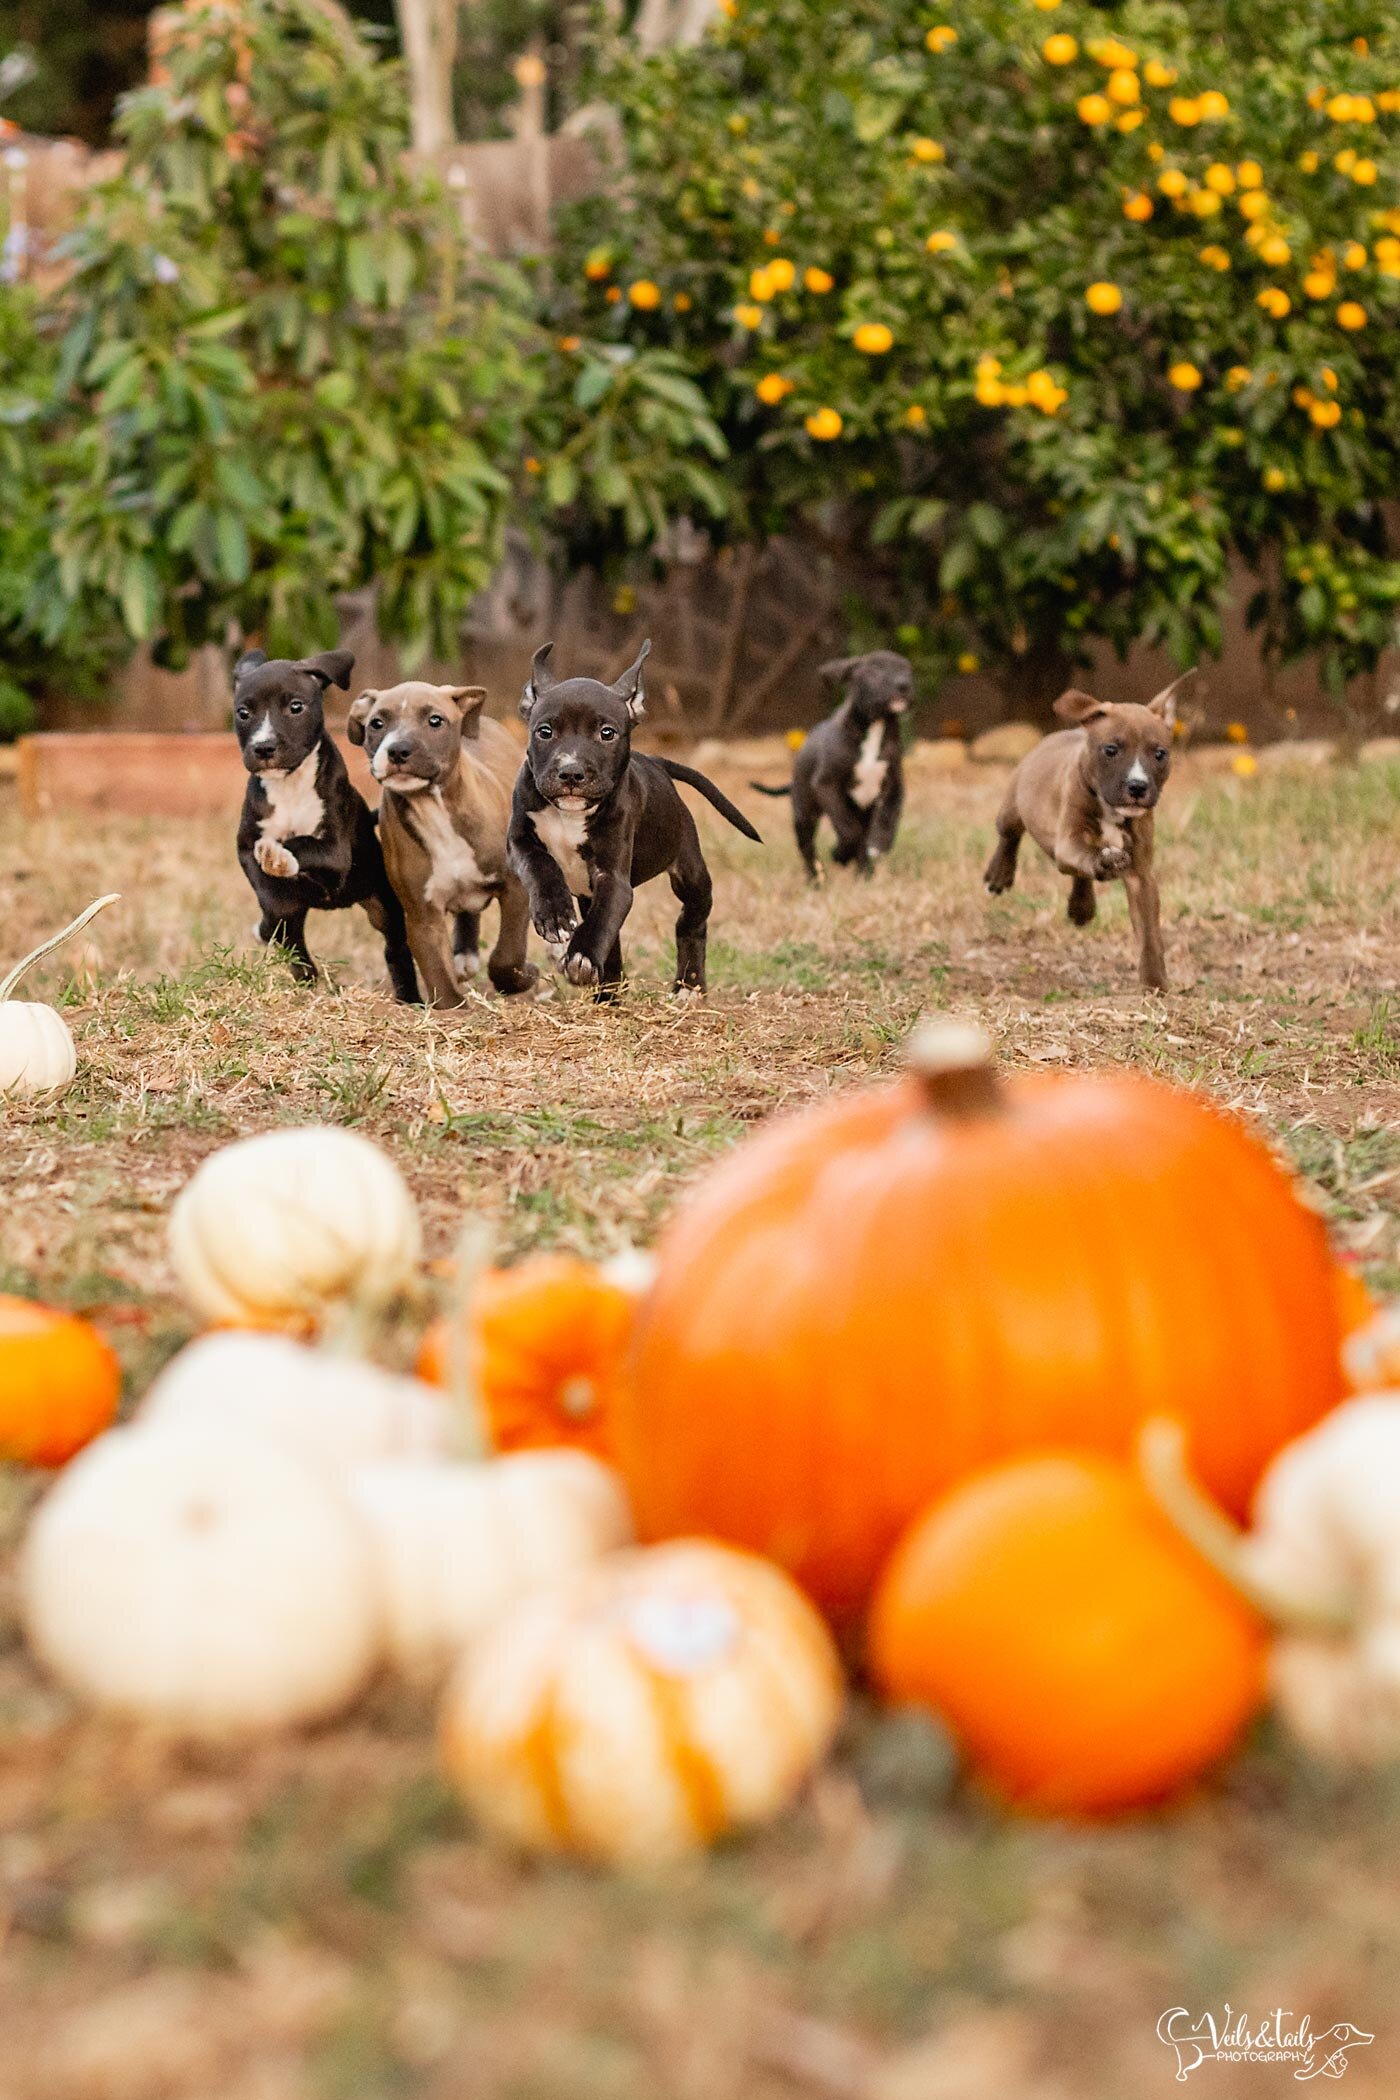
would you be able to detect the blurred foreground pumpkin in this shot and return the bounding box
[440,1539,843,1861]
[0,1297,121,1465]
[621,1020,1346,1621]
[869,1451,1266,1813]
[418,1254,634,1461]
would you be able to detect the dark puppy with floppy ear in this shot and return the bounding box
[752,649,913,882]
[234,648,418,1002]
[983,671,1193,991]
[508,640,761,998]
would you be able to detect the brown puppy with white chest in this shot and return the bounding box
[348,680,537,1008]
[983,672,1193,991]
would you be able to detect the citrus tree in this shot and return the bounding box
[542,0,1400,705]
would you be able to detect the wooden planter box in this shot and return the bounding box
[14,732,377,820]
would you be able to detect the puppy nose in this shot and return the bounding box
[556,760,586,786]
[382,737,413,765]
[249,735,276,758]
[1126,777,1149,800]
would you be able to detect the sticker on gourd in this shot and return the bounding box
[621,1592,742,1676]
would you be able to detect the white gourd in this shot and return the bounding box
[347,1450,634,1682]
[140,1332,454,1471]
[0,896,119,1098]
[1239,1396,1400,1765]
[21,1424,382,1734]
[440,1539,845,1862]
[167,1125,421,1327]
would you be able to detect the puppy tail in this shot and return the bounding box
[659,759,763,842]
[748,779,792,798]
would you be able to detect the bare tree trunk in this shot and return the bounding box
[395,0,458,155]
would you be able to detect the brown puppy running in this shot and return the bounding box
[347,680,537,1008]
[983,673,1192,991]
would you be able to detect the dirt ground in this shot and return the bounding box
[3,737,1400,2099]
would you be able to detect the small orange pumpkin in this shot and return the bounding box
[418,1255,635,1462]
[1333,1261,1376,1350]
[869,1452,1267,1813]
[0,1296,121,1465]
[621,1020,1346,1622]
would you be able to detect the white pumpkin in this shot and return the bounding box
[168,1125,421,1328]
[21,1423,381,1735]
[347,1450,633,1682]
[140,1332,454,1472]
[0,895,119,1098]
[1238,1396,1400,1765]
[440,1539,845,1862]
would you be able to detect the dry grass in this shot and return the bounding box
[4,741,1400,2099]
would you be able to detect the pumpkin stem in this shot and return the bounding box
[906,1016,1003,1118]
[0,894,121,1004]
[1138,1418,1355,1638]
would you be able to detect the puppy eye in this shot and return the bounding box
[535,723,554,740]
[368,716,384,732]
[1102,742,1120,758]
[1154,747,1168,762]
[235,705,250,721]
[599,725,616,741]
[428,714,444,729]
[287,701,304,715]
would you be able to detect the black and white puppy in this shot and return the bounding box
[234,648,418,1002]
[508,640,761,997]
[753,649,914,881]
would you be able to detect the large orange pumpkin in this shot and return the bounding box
[868,1452,1266,1813]
[620,1021,1346,1622]
[0,1296,121,1465]
[418,1255,634,1462]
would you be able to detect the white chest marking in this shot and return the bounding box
[410,788,491,913]
[531,804,593,897]
[850,722,888,810]
[258,747,324,845]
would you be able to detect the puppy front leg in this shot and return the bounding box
[405,907,466,1010]
[1124,826,1167,990]
[1054,827,1127,883]
[813,779,869,869]
[866,771,904,864]
[487,876,539,997]
[508,818,578,963]
[564,871,633,990]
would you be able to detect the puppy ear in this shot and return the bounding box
[346,690,377,746]
[448,685,488,739]
[818,656,858,688]
[610,638,651,721]
[1053,688,1109,725]
[295,650,355,692]
[233,649,267,685]
[521,642,555,720]
[1147,666,1197,728]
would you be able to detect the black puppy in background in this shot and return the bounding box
[508,640,761,997]
[753,649,913,881]
[234,649,419,1002]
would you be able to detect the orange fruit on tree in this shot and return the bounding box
[0,1296,121,1465]
[869,1452,1266,1813]
[618,1022,1347,1622]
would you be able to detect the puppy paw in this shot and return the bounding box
[491,963,539,997]
[534,912,577,961]
[562,948,599,988]
[452,950,482,991]
[1094,845,1131,879]
[671,982,705,1003]
[254,838,299,880]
